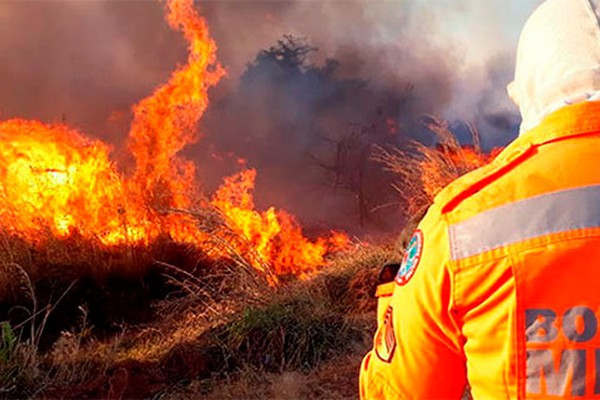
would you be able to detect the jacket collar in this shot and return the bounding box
[521,101,600,146]
[495,101,600,165]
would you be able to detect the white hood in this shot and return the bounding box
[509,0,600,134]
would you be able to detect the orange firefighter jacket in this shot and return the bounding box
[360,101,600,399]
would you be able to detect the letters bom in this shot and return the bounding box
[527,307,600,397]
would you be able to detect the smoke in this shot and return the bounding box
[202,1,458,111]
[0,0,540,233]
[210,0,545,146]
[0,1,184,146]
[196,1,538,231]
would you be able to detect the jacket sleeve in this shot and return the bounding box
[359,203,467,399]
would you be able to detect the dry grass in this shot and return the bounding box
[373,116,500,227]
[154,242,394,400]
[163,351,367,400]
[40,241,390,399]
[0,230,392,398]
[0,322,41,398]
[0,202,277,398]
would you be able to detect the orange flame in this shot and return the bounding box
[212,169,348,279]
[0,120,129,244]
[128,0,225,213]
[420,145,501,201]
[0,0,347,281]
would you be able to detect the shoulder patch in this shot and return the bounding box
[395,230,423,286]
[375,306,396,363]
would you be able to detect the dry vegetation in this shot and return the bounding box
[0,237,394,399]
[374,116,500,235]
[0,121,496,400]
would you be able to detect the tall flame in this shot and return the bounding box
[128,0,225,213]
[0,0,347,281]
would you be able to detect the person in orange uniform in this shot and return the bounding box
[360,0,600,398]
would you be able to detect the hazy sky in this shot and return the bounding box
[434,0,544,63]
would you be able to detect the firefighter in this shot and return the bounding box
[360,0,600,398]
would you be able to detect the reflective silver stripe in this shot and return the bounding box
[449,185,600,260]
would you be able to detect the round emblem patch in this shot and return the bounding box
[395,230,423,286]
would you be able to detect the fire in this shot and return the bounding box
[0,0,348,281]
[128,0,225,214]
[212,170,349,279]
[420,144,501,200]
[0,120,128,244]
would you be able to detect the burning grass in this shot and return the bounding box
[0,118,497,397]
[374,115,501,225]
[0,0,351,343]
[0,0,503,397]
[0,3,352,396]
[0,0,347,293]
